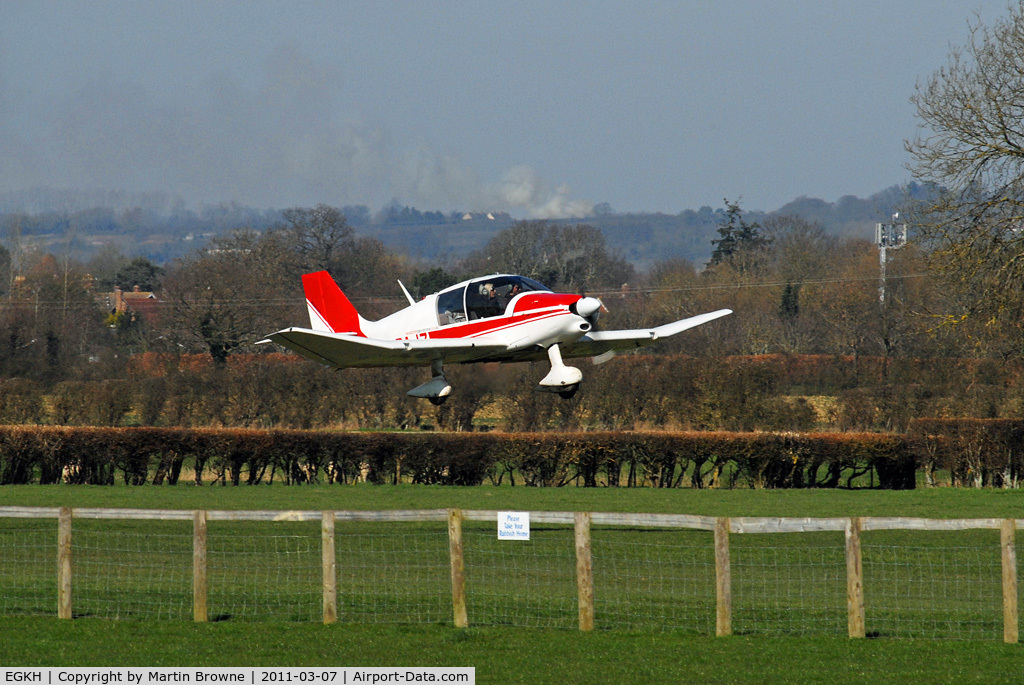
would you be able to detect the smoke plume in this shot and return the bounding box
[0,42,592,219]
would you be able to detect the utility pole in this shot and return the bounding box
[875,213,907,304]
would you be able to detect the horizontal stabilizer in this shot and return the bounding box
[261,327,508,369]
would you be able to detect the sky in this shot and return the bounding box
[0,1,1011,217]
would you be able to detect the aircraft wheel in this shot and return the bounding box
[428,395,448,406]
[557,384,580,400]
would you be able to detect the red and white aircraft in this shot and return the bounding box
[262,271,731,404]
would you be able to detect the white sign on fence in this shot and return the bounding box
[498,511,530,540]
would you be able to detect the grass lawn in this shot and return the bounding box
[2,618,1023,683]
[3,483,1024,682]
[4,481,1024,518]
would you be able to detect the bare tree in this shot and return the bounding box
[907,2,1024,339]
[470,221,634,292]
[161,229,299,364]
[275,204,407,306]
[279,204,354,275]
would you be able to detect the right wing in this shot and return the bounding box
[559,309,733,360]
[260,328,508,369]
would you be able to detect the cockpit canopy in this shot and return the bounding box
[436,275,550,326]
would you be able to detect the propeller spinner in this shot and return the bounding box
[572,296,603,323]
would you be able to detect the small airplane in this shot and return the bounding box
[261,271,731,404]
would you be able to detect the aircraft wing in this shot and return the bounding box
[260,327,509,369]
[559,309,733,360]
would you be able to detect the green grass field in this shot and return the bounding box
[4,618,1024,683]
[2,484,1024,682]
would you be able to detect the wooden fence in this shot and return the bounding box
[0,507,1019,642]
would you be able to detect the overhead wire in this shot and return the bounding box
[0,272,933,310]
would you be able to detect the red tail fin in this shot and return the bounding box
[302,271,364,336]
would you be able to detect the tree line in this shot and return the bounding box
[0,184,910,268]
[0,199,1014,432]
[6,2,1024,434]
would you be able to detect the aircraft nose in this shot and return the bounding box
[574,296,602,320]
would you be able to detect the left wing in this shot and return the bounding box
[559,308,733,360]
[260,328,508,369]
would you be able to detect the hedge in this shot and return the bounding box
[0,426,919,489]
[908,419,1024,488]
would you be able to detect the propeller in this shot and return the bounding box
[573,295,614,365]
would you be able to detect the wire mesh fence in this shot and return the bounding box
[730,533,847,636]
[592,529,716,633]
[0,507,1020,642]
[72,521,193,620]
[208,523,321,622]
[332,528,451,625]
[0,519,53,616]
[862,531,1004,640]
[463,525,578,629]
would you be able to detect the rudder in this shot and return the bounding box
[302,271,364,335]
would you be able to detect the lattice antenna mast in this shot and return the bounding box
[876,213,907,304]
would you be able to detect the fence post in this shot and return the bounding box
[1002,518,1018,644]
[57,507,72,620]
[193,509,208,623]
[715,516,731,636]
[575,511,595,631]
[322,511,337,625]
[845,516,865,638]
[448,508,468,628]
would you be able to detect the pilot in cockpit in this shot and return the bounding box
[502,283,522,310]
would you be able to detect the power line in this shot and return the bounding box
[589,273,932,297]
[1,273,933,310]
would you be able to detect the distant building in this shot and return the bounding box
[461,211,507,221]
[102,285,160,323]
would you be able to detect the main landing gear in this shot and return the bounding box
[409,344,583,404]
[407,359,452,405]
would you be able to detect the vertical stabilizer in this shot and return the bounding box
[302,271,364,336]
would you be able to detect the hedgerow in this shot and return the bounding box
[3,353,1019,434]
[909,419,1024,488]
[0,426,918,489]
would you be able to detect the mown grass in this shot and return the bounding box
[3,618,1024,683]
[4,481,1024,518]
[3,484,1024,681]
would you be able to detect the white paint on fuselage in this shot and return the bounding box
[491,308,589,350]
[354,275,590,351]
[360,294,440,339]
[361,295,588,353]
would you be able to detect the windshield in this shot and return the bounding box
[465,275,550,321]
[437,275,551,326]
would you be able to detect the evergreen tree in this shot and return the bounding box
[708,199,768,269]
[779,281,800,319]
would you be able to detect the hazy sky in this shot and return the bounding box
[0,1,1010,217]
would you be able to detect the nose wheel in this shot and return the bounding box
[538,344,583,399]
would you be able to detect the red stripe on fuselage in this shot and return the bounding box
[425,293,581,340]
[426,308,566,339]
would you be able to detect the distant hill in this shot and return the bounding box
[773,183,934,239]
[359,184,927,267]
[0,184,929,268]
